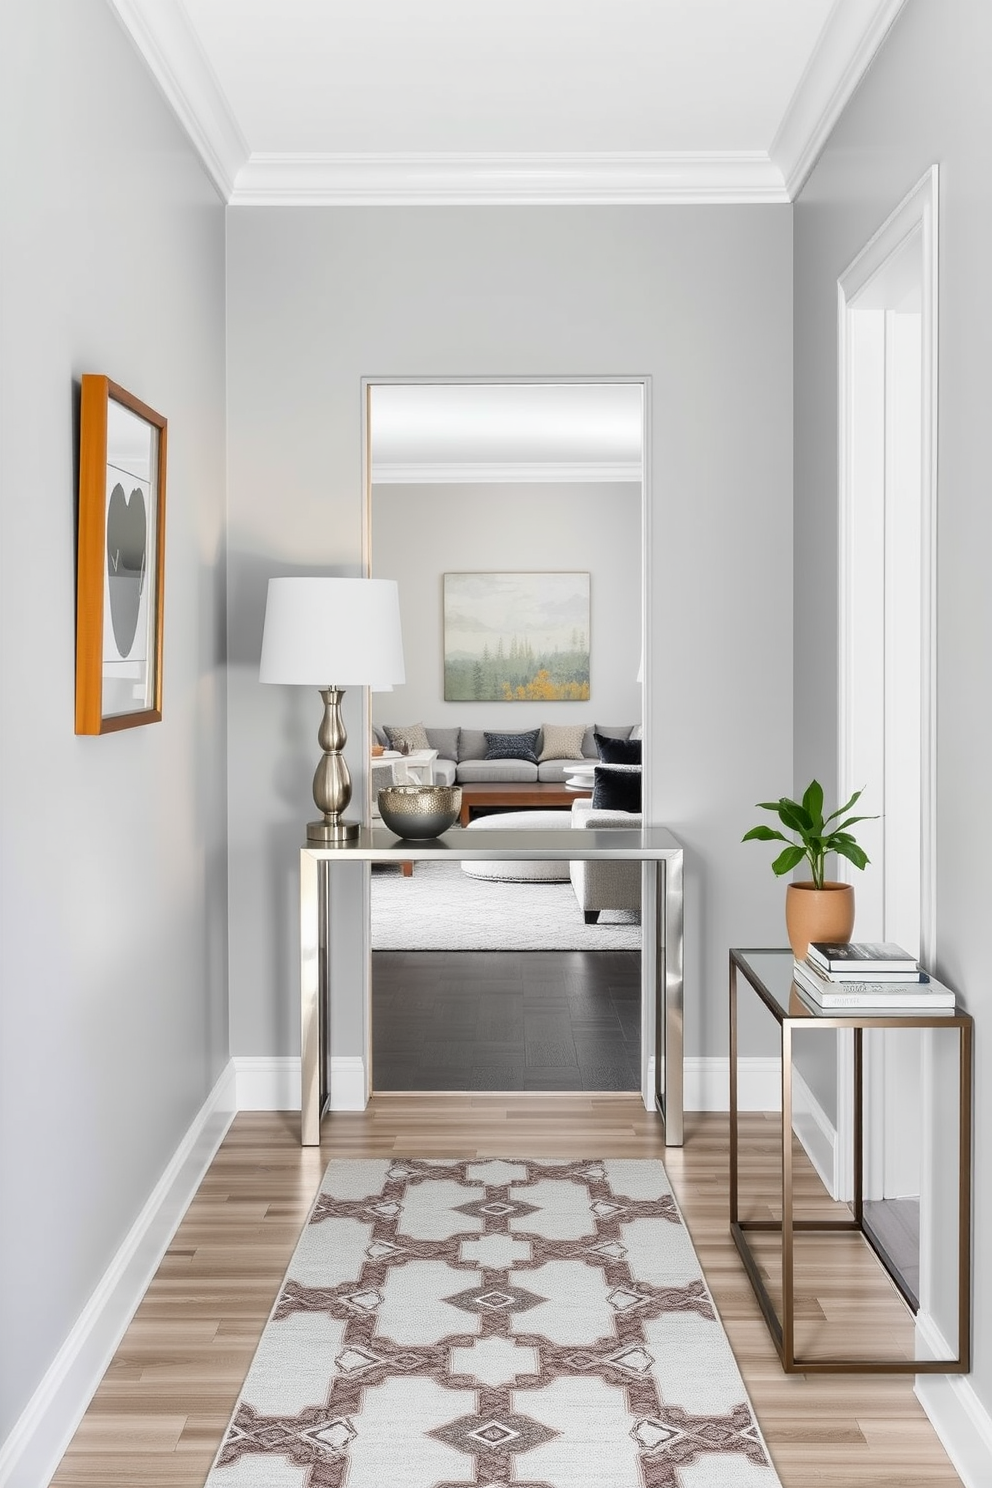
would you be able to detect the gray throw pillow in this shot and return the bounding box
[458,728,488,761]
[425,726,460,761]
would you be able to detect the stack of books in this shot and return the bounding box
[792,941,956,1010]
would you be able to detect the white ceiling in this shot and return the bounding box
[108,0,906,204]
[370,382,644,483]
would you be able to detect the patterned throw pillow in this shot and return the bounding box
[484,729,541,764]
[384,722,431,753]
[538,722,588,762]
[595,731,642,765]
[592,765,642,813]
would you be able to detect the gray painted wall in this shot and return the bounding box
[794,0,992,1411]
[226,204,794,1063]
[0,0,228,1439]
[371,480,642,730]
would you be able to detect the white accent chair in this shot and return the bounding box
[569,798,642,923]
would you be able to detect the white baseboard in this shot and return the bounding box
[234,1055,300,1109]
[683,1056,781,1112]
[329,1056,367,1111]
[791,1067,840,1198]
[234,1055,366,1112]
[916,1312,992,1486]
[0,1061,237,1488]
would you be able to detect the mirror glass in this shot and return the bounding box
[103,397,158,715]
[368,381,645,1095]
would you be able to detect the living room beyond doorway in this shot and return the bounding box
[372,949,640,1091]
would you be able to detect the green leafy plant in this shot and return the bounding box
[742,780,876,889]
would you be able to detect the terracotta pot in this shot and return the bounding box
[785,881,855,961]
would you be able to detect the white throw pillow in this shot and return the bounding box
[538,722,588,762]
[384,722,431,753]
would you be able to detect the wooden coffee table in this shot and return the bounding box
[458,780,591,826]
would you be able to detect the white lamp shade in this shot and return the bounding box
[259,577,405,687]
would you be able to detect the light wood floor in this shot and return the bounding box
[50,1098,962,1487]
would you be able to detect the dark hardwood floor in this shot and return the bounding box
[372,949,640,1091]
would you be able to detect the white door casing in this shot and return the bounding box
[837,168,941,1331]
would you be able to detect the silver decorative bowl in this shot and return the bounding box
[377,784,462,839]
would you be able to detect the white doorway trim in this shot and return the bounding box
[834,168,938,1222]
[837,164,939,964]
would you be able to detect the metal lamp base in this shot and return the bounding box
[306,687,361,846]
[307,818,360,844]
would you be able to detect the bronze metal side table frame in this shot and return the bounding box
[729,947,972,1374]
[299,825,684,1146]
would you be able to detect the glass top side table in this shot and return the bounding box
[729,947,972,1374]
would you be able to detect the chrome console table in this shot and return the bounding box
[300,825,684,1146]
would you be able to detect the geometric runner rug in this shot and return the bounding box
[206,1158,782,1487]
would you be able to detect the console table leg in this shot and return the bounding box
[300,849,322,1146]
[663,854,685,1145]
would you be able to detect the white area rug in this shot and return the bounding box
[206,1158,782,1488]
[372,860,640,951]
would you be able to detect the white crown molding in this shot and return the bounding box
[229,152,789,206]
[372,461,642,486]
[105,0,249,200]
[108,0,906,207]
[771,0,909,198]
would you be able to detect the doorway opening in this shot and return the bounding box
[837,168,938,1313]
[363,379,648,1095]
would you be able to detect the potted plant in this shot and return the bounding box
[742,780,876,959]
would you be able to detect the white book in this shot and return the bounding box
[792,961,956,1009]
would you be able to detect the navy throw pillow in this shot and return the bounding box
[592,765,642,813]
[484,729,540,764]
[594,731,642,765]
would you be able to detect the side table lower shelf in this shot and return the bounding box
[729,947,972,1374]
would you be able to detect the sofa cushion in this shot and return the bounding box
[595,731,642,765]
[458,727,488,761]
[384,721,431,752]
[457,759,539,783]
[372,723,390,749]
[592,764,642,813]
[537,760,579,782]
[432,757,458,786]
[485,729,540,764]
[539,722,587,762]
[425,725,460,761]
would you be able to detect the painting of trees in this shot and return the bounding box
[443,572,590,702]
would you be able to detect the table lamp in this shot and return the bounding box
[259,576,405,843]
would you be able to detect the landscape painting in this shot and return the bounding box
[443,572,590,701]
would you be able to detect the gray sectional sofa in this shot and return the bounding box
[372,723,641,786]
